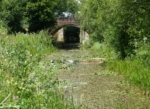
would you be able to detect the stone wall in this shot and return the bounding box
[54,28,64,42]
[80,30,89,44]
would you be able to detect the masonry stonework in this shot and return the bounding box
[54,18,89,44]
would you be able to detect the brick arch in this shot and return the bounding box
[52,17,89,44]
[51,17,79,35]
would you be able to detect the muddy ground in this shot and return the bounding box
[47,49,150,109]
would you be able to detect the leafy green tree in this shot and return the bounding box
[55,0,79,17]
[79,0,150,59]
[0,0,79,33]
[0,0,26,33]
[55,0,67,16]
[26,0,57,32]
[110,0,150,58]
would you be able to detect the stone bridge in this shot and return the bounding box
[53,17,89,45]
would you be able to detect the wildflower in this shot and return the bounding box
[13,96,19,100]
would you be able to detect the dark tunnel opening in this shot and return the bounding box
[64,26,80,44]
[52,26,80,49]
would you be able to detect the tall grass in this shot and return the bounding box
[0,31,80,109]
[107,40,150,92]
[108,59,150,91]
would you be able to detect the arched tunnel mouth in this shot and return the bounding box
[53,26,80,49]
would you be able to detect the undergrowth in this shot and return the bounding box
[0,31,80,109]
[108,42,150,94]
[108,59,150,91]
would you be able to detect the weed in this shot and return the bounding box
[0,31,81,109]
[108,59,150,92]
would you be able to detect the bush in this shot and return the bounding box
[0,31,66,108]
[0,0,26,33]
[26,0,57,32]
[0,31,84,108]
[0,20,7,36]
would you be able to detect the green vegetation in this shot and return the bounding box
[108,59,150,92]
[78,0,150,92]
[0,31,55,108]
[108,41,150,91]
[0,0,83,108]
[26,0,57,32]
[1,0,150,108]
[0,0,79,33]
[56,0,79,17]
[0,0,26,33]
[79,0,150,59]
[0,31,83,108]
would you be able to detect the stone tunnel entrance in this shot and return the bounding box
[53,25,89,49]
[52,17,89,49]
[53,25,81,49]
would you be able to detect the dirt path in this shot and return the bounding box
[47,49,150,109]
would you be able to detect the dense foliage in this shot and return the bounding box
[0,31,55,108]
[79,0,150,59]
[1,0,150,107]
[0,0,26,33]
[0,0,79,33]
[55,0,79,17]
[26,0,57,32]
[0,1,81,108]
[78,0,150,91]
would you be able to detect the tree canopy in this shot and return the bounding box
[26,0,57,32]
[55,0,79,17]
[0,0,26,33]
[0,0,79,33]
[78,0,150,59]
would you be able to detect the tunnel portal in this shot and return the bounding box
[64,26,80,44]
[53,25,89,49]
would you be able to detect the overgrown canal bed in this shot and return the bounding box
[46,49,150,109]
[1,32,150,109]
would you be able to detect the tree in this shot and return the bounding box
[0,0,26,33]
[110,0,150,58]
[26,0,57,32]
[55,0,79,17]
[79,0,150,59]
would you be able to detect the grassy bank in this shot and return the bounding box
[107,42,150,92]
[88,41,150,93]
[108,59,150,92]
[0,31,78,109]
